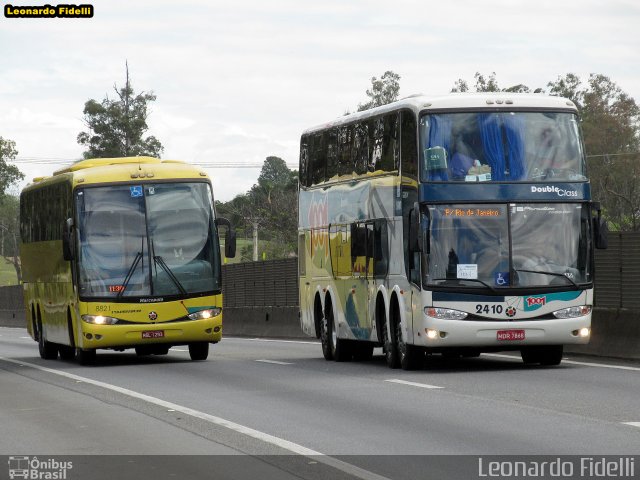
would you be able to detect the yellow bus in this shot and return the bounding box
[20,156,236,364]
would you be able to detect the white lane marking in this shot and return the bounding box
[255,359,293,365]
[484,353,640,372]
[171,348,188,352]
[20,336,31,339]
[385,379,444,389]
[622,422,640,428]
[0,356,390,480]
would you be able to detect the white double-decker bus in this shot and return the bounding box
[298,93,607,369]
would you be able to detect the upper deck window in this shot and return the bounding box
[419,111,586,183]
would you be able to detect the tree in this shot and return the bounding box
[77,63,163,159]
[451,72,543,93]
[358,71,401,111]
[0,195,21,283]
[0,138,24,283]
[217,157,298,262]
[0,137,24,197]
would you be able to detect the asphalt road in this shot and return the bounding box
[1,326,639,480]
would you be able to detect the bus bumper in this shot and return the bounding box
[78,315,223,349]
[413,314,591,348]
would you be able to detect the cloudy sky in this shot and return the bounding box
[1,0,638,201]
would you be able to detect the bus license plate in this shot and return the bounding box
[497,329,525,341]
[142,330,164,339]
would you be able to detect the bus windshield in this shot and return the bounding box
[423,203,593,290]
[419,111,586,182]
[76,182,221,299]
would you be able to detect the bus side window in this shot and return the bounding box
[401,110,418,179]
[310,132,326,185]
[326,129,338,182]
[372,220,389,277]
[337,125,353,177]
[299,136,309,187]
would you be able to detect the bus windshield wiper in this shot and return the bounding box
[153,255,187,295]
[117,251,143,299]
[513,269,580,289]
[432,278,498,294]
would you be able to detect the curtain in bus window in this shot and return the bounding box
[478,113,506,181]
[503,114,526,180]
[427,115,452,180]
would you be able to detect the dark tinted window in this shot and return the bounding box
[401,110,418,179]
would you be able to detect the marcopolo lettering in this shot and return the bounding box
[530,185,578,197]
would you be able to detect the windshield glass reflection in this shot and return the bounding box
[424,203,592,290]
[76,183,221,299]
[419,112,586,182]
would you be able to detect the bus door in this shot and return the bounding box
[368,220,389,343]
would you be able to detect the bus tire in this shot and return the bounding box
[397,321,421,370]
[327,306,351,362]
[37,319,58,360]
[189,342,209,361]
[384,304,400,369]
[319,301,333,361]
[76,348,96,365]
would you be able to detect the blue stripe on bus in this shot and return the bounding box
[419,182,591,202]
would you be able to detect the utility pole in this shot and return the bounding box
[252,220,259,262]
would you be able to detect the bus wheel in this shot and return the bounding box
[383,316,399,369]
[397,321,421,370]
[189,342,209,361]
[521,346,563,366]
[37,320,58,360]
[76,348,96,365]
[327,307,351,362]
[320,308,333,361]
[59,345,76,361]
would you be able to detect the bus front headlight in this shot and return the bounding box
[188,308,222,320]
[82,314,120,325]
[552,306,592,319]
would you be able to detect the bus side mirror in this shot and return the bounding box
[409,203,422,253]
[215,217,237,258]
[225,229,237,258]
[592,202,608,250]
[62,218,74,261]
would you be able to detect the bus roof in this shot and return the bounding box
[302,92,578,135]
[23,156,209,192]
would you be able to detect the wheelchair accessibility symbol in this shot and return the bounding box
[495,272,509,286]
[130,185,143,198]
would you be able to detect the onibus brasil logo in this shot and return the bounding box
[8,456,72,479]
